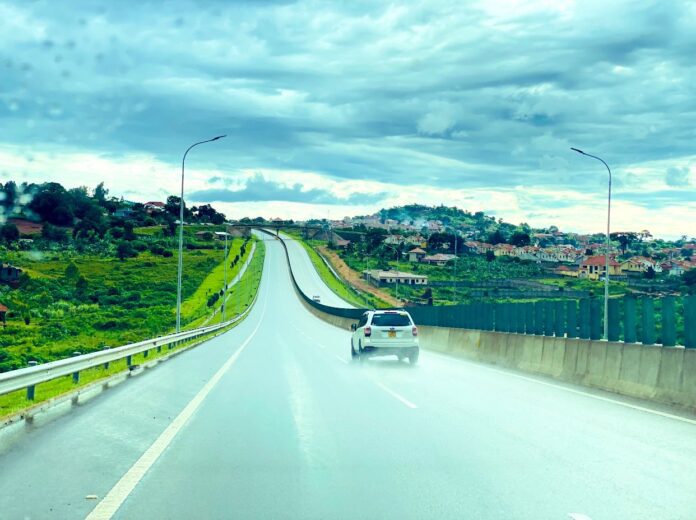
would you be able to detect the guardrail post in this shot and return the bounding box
[624,297,637,343]
[534,301,544,335]
[26,360,38,401]
[102,346,111,369]
[685,295,696,348]
[156,341,161,353]
[589,299,601,340]
[608,299,620,342]
[661,296,676,347]
[496,303,506,333]
[566,300,578,339]
[524,302,534,334]
[143,348,149,359]
[515,304,525,334]
[126,355,133,368]
[72,352,81,384]
[579,299,590,339]
[554,300,564,337]
[544,301,554,336]
[641,297,656,345]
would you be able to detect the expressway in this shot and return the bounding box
[0,234,695,519]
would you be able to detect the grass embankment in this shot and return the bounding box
[187,239,266,328]
[0,318,246,421]
[284,232,378,308]
[180,238,252,324]
[0,234,256,371]
[0,238,266,420]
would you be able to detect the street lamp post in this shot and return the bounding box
[176,135,226,333]
[571,147,612,340]
[222,229,228,322]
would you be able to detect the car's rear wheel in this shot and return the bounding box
[408,349,419,365]
[351,340,359,361]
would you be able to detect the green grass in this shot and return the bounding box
[133,226,164,236]
[186,239,265,328]
[0,242,250,372]
[180,239,251,322]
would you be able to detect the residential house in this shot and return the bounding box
[493,244,515,257]
[578,255,622,280]
[0,263,22,285]
[421,253,457,266]
[622,256,662,274]
[404,235,426,247]
[363,269,428,287]
[384,234,405,245]
[554,265,578,277]
[113,208,136,219]
[144,201,165,213]
[661,261,690,276]
[427,220,444,233]
[407,247,427,263]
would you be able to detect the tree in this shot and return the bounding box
[42,223,68,242]
[644,266,656,279]
[488,230,505,245]
[0,223,19,243]
[610,232,638,255]
[116,241,137,261]
[683,269,696,287]
[64,262,80,282]
[93,182,108,205]
[75,276,88,298]
[485,250,495,262]
[510,231,531,247]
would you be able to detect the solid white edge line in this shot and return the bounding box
[374,381,418,409]
[85,246,271,520]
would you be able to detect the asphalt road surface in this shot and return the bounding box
[0,233,695,519]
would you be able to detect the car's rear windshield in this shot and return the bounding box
[371,313,411,327]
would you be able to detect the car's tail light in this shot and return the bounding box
[412,326,418,336]
[364,326,372,337]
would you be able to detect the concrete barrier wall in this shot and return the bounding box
[306,303,696,411]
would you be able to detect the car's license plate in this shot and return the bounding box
[388,331,396,338]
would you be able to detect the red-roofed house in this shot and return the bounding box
[579,255,622,280]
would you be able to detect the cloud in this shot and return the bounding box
[665,166,691,187]
[189,174,386,205]
[1,0,695,237]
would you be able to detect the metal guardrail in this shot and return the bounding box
[0,277,260,400]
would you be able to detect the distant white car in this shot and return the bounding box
[350,310,419,364]
[312,295,321,303]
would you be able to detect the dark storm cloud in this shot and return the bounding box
[190,174,386,205]
[1,0,695,206]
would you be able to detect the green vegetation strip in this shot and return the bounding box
[288,236,365,307]
[0,241,266,423]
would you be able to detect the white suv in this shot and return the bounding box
[350,310,419,364]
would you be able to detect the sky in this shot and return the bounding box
[0,0,694,238]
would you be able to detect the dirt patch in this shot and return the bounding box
[317,246,402,307]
